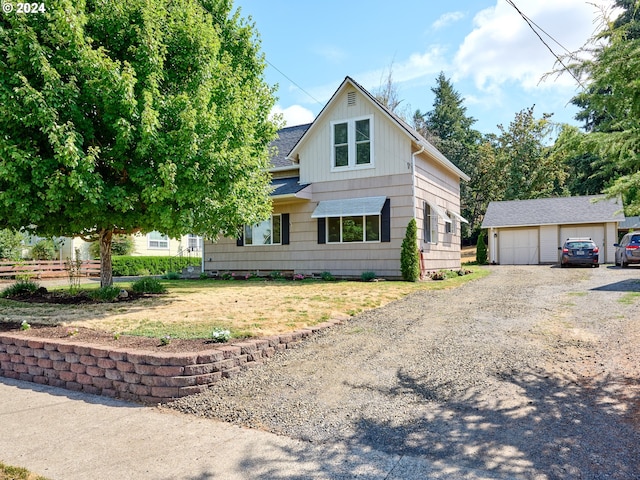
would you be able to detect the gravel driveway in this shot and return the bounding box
[167,265,640,479]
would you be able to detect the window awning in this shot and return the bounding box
[425,200,452,223]
[448,210,469,224]
[311,196,387,218]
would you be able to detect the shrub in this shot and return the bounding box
[401,218,420,282]
[269,270,283,280]
[90,286,121,302]
[210,328,231,343]
[30,239,57,260]
[476,233,488,265]
[361,271,376,282]
[0,228,24,260]
[320,271,335,281]
[111,256,199,276]
[131,277,167,294]
[1,279,40,297]
[161,271,181,280]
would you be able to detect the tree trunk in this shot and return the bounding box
[99,229,114,287]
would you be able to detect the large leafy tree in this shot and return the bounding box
[496,107,566,200]
[0,0,278,286]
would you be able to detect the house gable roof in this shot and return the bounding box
[482,195,625,229]
[269,123,311,169]
[287,76,469,182]
[271,176,309,196]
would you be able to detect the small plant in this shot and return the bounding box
[159,335,171,346]
[269,270,283,280]
[1,279,40,298]
[430,270,447,281]
[210,328,231,343]
[90,286,121,302]
[220,271,233,280]
[20,320,31,331]
[293,273,305,281]
[244,271,258,280]
[113,332,121,340]
[131,277,167,294]
[66,328,79,337]
[320,271,335,281]
[65,249,83,293]
[199,272,209,280]
[161,271,181,280]
[361,271,376,282]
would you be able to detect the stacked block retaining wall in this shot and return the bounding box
[0,320,341,404]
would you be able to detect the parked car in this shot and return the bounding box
[614,232,640,267]
[559,238,599,268]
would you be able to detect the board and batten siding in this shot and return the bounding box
[298,88,411,185]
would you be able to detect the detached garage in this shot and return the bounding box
[482,195,625,265]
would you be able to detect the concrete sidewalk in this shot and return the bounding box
[0,378,494,480]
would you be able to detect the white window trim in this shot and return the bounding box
[148,231,169,250]
[330,115,374,171]
[244,214,282,246]
[326,214,381,244]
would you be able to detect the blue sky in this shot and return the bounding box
[232,0,613,135]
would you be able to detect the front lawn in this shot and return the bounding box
[0,267,488,341]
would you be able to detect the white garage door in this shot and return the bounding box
[499,229,539,265]
[560,225,605,263]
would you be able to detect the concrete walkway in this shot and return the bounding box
[0,377,496,480]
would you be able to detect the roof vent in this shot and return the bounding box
[347,91,356,106]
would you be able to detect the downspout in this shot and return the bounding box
[201,237,205,276]
[412,145,426,277]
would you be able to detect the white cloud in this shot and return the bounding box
[432,11,465,30]
[271,104,316,127]
[453,0,608,93]
[313,45,348,63]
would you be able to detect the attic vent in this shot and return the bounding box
[347,91,356,106]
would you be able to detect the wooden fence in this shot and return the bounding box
[0,260,101,279]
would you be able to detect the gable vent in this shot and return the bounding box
[347,91,356,106]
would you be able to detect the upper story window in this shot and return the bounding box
[244,215,281,246]
[331,116,373,170]
[148,231,169,249]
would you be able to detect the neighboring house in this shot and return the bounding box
[481,195,625,265]
[25,233,201,261]
[203,76,469,279]
[618,216,640,237]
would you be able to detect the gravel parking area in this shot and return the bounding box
[166,265,640,479]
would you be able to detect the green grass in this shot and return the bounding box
[0,461,50,480]
[619,292,640,304]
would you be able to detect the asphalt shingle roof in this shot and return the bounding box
[269,123,311,169]
[481,195,625,228]
[271,176,309,196]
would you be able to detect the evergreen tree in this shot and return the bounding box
[400,219,420,282]
[476,232,488,265]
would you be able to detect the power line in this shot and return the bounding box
[506,0,586,90]
[265,59,324,106]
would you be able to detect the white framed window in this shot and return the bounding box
[244,215,281,246]
[331,116,373,170]
[423,203,437,244]
[148,231,169,249]
[445,211,456,235]
[187,234,201,252]
[326,215,380,243]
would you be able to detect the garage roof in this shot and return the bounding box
[482,195,625,228]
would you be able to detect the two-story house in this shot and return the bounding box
[202,77,469,279]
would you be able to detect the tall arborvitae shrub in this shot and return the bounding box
[401,219,421,282]
[476,232,488,265]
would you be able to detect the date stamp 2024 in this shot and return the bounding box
[2,2,46,13]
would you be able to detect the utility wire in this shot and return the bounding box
[265,59,324,106]
[506,0,586,90]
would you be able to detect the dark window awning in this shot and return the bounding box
[311,196,387,218]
